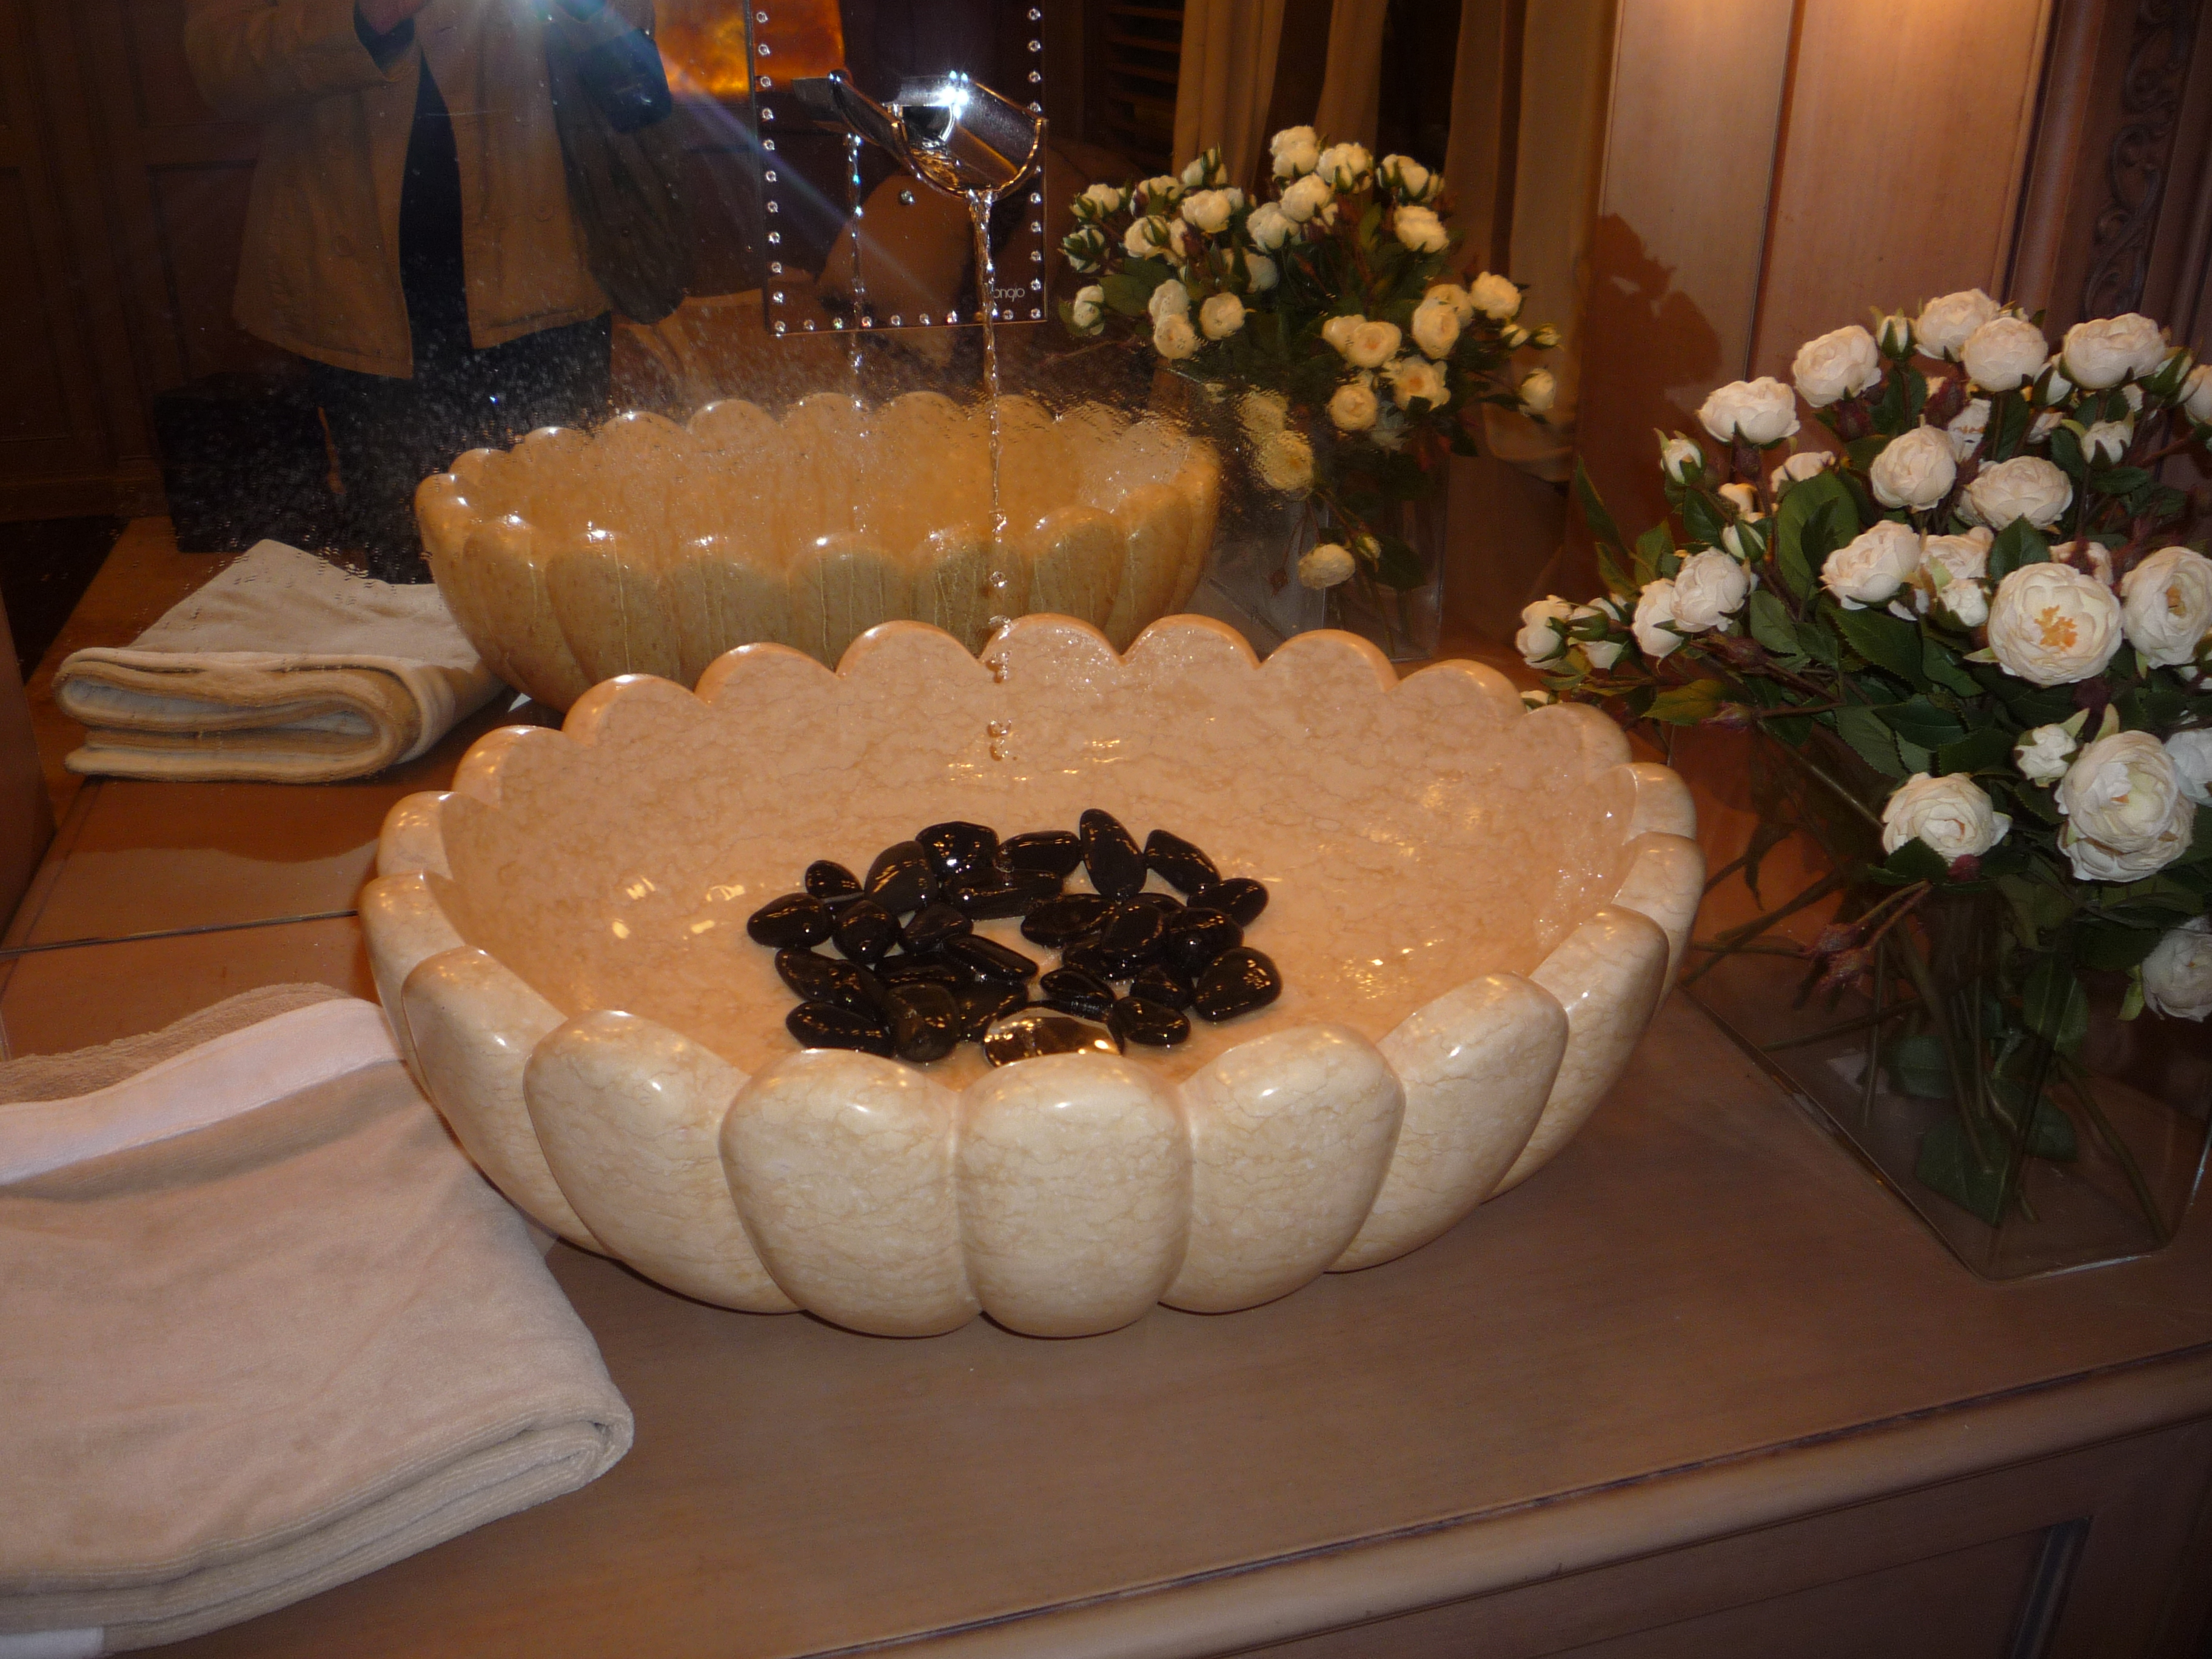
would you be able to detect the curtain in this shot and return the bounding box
[1173,0,1290,187]
[1311,0,1389,147]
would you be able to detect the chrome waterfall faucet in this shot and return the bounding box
[789,71,1042,198]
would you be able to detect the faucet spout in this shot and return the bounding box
[789,70,1041,198]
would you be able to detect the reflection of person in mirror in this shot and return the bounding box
[186,0,658,581]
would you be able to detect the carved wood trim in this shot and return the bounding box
[2080,0,2199,317]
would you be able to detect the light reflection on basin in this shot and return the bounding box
[361,615,1701,1337]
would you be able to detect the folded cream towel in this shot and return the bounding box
[0,996,631,1653]
[53,541,502,783]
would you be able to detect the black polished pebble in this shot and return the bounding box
[947,868,1061,920]
[805,860,862,902]
[747,891,834,948]
[775,950,890,1016]
[945,934,1040,984]
[1078,809,1147,899]
[1000,830,1084,878]
[865,841,939,915]
[916,820,1000,880]
[787,1000,894,1057]
[832,897,900,965]
[1058,937,1116,982]
[1191,877,1269,927]
[1131,960,1193,1010]
[877,957,968,990]
[1144,829,1219,895]
[981,1009,1121,1065]
[888,982,962,1062]
[1162,907,1241,973]
[898,901,972,956]
[1109,994,1190,1047]
[1193,947,1282,1021]
[1021,893,1111,947]
[1039,966,1117,1021]
[954,982,1031,1039]
[1125,891,1185,916]
[1097,900,1164,965]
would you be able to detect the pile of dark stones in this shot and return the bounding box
[744,810,1282,1065]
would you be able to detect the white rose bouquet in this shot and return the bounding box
[1547,293,2212,1236]
[1057,132,1555,606]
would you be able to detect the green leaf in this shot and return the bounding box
[1936,725,2014,775]
[1915,1113,2010,1225]
[1681,490,1726,549]
[1648,679,1724,725]
[1372,534,1424,590]
[1101,267,1167,316]
[1835,703,1906,777]
[1833,606,1928,687]
[1884,1033,1954,1099]
[1632,523,1673,587]
[2022,957,2090,1054]
[1747,589,1798,656]
[1794,620,1840,667]
[1846,432,1889,473]
[1876,695,1969,749]
[1923,638,1981,696]
[2170,808,2212,868]
[2076,920,2163,971]
[1984,518,2051,581]
[1882,836,1951,883]
[1772,471,1856,600]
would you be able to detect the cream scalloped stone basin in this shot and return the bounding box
[363,616,1701,1338]
[412,394,1220,709]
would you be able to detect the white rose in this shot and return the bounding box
[1985,562,2123,686]
[1393,204,1447,253]
[1881,773,2011,862]
[1180,147,1224,189]
[1468,272,1521,320]
[1390,357,1448,409]
[1152,311,1199,360]
[1791,324,1882,407]
[1167,218,1192,261]
[2029,409,2064,443]
[2184,363,2212,423]
[1270,126,1320,178]
[1424,283,1475,325]
[2120,546,2212,668]
[1671,548,1751,631]
[1877,312,1914,357]
[1238,390,1288,442]
[1125,215,1173,258]
[1245,202,1293,251]
[1517,595,1576,665]
[1769,449,1831,496]
[1698,377,1800,446]
[1280,173,1333,224]
[1180,189,1233,234]
[1256,429,1313,493]
[1719,482,1760,518]
[1821,520,1922,610]
[1077,182,1126,219]
[1327,380,1378,432]
[1344,320,1403,369]
[1519,369,1557,414]
[1946,397,1992,462]
[1660,432,1707,483]
[2062,312,2167,389]
[1960,314,2048,390]
[1298,541,1356,589]
[1147,278,1190,321]
[1633,579,1683,657]
[2014,723,2080,784]
[1914,289,1999,359]
[2142,917,2212,1021]
[1581,638,1626,672]
[1316,142,1373,190]
[1199,292,1246,340]
[2056,731,2196,882]
[2170,729,2212,805]
[1962,455,2073,529]
[1921,526,1993,585]
[1410,298,1461,359]
[1137,175,1183,211]
[1069,284,1105,335]
[1380,154,1436,201]
[1520,688,1555,709]
[2082,418,2134,465]
[1320,314,1362,356]
[1940,580,1989,629]
[1870,424,1959,509]
[1244,251,1279,290]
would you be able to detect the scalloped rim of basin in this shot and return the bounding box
[363,614,1703,1338]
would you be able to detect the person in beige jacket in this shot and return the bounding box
[186,0,659,579]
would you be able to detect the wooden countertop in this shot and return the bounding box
[9,528,2211,1656]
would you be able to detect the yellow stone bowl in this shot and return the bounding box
[413,394,1221,709]
[362,615,1701,1338]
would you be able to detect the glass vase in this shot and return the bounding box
[1684,732,2212,1279]
[1319,491,1446,663]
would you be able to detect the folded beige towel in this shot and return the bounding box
[53,542,503,783]
[0,995,631,1654]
